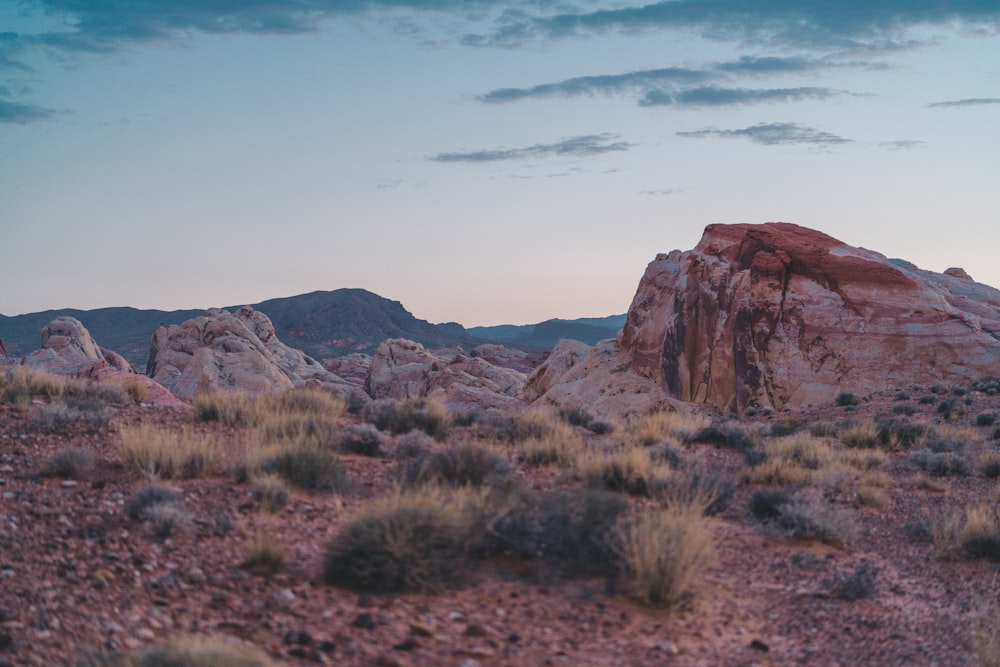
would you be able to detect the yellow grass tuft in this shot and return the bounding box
[117,423,216,479]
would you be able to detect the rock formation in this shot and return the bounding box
[364,338,526,411]
[4,316,186,408]
[147,306,355,401]
[524,339,681,417]
[620,222,1000,413]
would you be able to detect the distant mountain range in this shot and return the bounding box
[0,289,625,369]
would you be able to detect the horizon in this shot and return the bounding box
[2,2,998,326]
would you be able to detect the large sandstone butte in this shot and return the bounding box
[619,222,1000,413]
[147,306,355,401]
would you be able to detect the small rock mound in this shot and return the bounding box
[147,306,354,401]
[364,338,526,411]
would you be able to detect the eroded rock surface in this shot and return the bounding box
[364,338,526,411]
[620,222,1000,413]
[147,306,354,401]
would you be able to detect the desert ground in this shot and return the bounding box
[3,368,1000,666]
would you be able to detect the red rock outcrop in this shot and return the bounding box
[620,222,1000,413]
[147,306,355,401]
[364,338,526,411]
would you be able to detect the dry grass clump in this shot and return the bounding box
[654,466,735,516]
[43,446,95,480]
[362,397,450,439]
[1,366,67,404]
[620,502,715,610]
[194,391,258,426]
[403,443,512,488]
[960,504,1000,561]
[339,423,387,457]
[125,485,190,539]
[839,420,880,449]
[748,434,833,486]
[251,474,290,513]
[583,446,670,497]
[118,423,216,479]
[32,403,110,433]
[689,421,759,451]
[88,634,283,666]
[749,489,858,548]
[323,487,477,593]
[974,612,1000,667]
[979,451,1000,478]
[518,423,585,468]
[261,447,346,492]
[618,411,707,448]
[243,529,287,575]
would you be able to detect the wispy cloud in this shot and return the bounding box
[639,188,684,196]
[879,139,925,150]
[429,134,633,163]
[677,122,851,146]
[0,86,55,124]
[927,98,1000,108]
[479,56,858,109]
[475,0,1000,50]
[641,86,840,108]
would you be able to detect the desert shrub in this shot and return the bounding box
[43,447,95,480]
[586,420,614,435]
[323,488,474,593]
[839,420,879,449]
[749,489,794,522]
[125,485,189,539]
[770,417,801,437]
[255,412,338,450]
[893,404,917,415]
[395,430,434,458]
[470,408,535,442]
[362,398,450,439]
[654,467,735,516]
[118,376,149,404]
[895,390,911,401]
[560,407,593,427]
[856,483,889,509]
[751,491,857,548]
[339,423,387,457]
[876,418,929,450]
[32,403,110,433]
[121,634,281,666]
[962,504,1000,561]
[930,383,947,395]
[836,392,860,407]
[262,447,346,491]
[924,426,977,452]
[620,411,706,448]
[584,447,668,497]
[828,562,879,601]
[980,452,1000,479]
[839,448,887,471]
[2,366,66,404]
[809,421,839,437]
[117,424,215,479]
[620,503,715,609]
[749,457,811,487]
[690,422,757,451]
[533,489,627,575]
[251,474,290,513]
[975,612,1000,667]
[193,391,257,427]
[243,529,286,575]
[518,427,585,468]
[403,443,511,488]
[978,413,1000,427]
[263,387,346,420]
[937,398,966,421]
[918,395,937,405]
[910,449,969,477]
[345,391,367,415]
[952,385,969,396]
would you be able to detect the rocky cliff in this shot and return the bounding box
[619,222,1000,413]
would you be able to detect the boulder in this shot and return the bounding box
[147,306,354,401]
[524,338,680,418]
[364,338,526,411]
[620,222,1000,413]
[322,353,372,388]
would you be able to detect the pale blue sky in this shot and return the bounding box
[1,1,998,326]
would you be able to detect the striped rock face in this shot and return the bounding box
[620,222,1000,413]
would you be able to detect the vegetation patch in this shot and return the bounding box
[403,443,511,488]
[118,423,215,479]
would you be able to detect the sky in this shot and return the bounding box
[1,1,998,327]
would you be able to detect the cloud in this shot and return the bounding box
[0,86,55,123]
[927,97,1000,108]
[477,0,1000,50]
[677,122,851,146]
[479,56,858,108]
[479,66,713,103]
[429,134,633,163]
[639,188,684,196]
[641,86,840,107]
[879,139,925,150]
